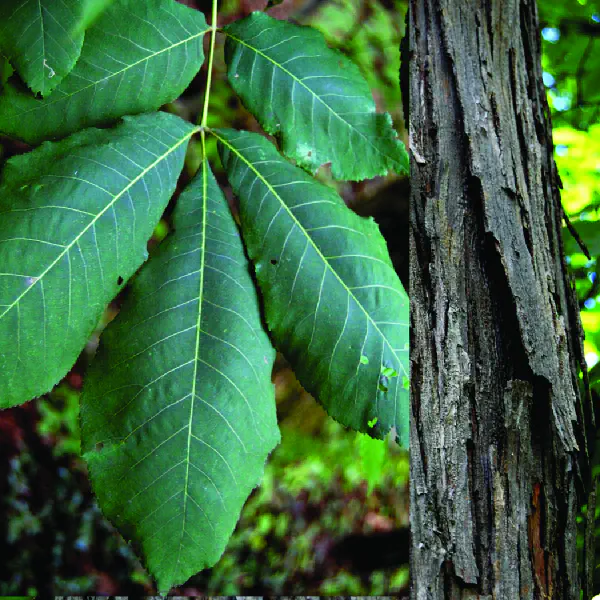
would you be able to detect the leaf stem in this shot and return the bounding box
[200,0,218,128]
[200,128,207,164]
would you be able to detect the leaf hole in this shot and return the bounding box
[95,442,104,452]
[117,276,123,285]
[270,259,278,265]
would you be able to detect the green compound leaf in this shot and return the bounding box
[0,0,85,96]
[0,112,196,408]
[0,0,208,144]
[223,12,408,181]
[81,161,279,593]
[215,129,409,445]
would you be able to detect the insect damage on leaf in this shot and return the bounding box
[381,365,399,378]
[223,12,409,180]
[216,129,408,441]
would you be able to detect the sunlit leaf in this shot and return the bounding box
[553,126,600,215]
[81,162,279,593]
[582,310,600,334]
[357,433,386,494]
[0,112,196,408]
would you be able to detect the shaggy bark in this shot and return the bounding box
[408,0,594,597]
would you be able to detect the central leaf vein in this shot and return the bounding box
[0,125,200,323]
[212,130,403,372]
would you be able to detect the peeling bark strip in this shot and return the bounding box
[409,1,593,598]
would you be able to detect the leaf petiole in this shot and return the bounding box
[199,0,219,128]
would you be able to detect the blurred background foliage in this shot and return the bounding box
[540,0,600,366]
[537,0,600,592]
[0,0,409,595]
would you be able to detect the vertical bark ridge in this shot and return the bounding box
[409,0,592,597]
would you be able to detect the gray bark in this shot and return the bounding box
[408,0,594,597]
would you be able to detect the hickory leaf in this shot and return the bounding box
[0,112,196,408]
[0,0,410,590]
[75,0,119,34]
[0,0,208,144]
[81,162,279,593]
[0,0,85,96]
[223,12,408,181]
[215,129,409,445]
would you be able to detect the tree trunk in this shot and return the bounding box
[408,0,594,598]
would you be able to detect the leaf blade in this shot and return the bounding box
[0,0,85,96]
[81,162,279,592]
[75,0,119,34]
[0,112,197,408]
[0,0,208,144]
[216,129,409,445]
[223,12,408,181]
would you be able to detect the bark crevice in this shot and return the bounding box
[409,0,592,597]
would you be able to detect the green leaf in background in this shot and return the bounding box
[590,362,600,388]
[215,129,409,445]
[553,125,600,214]
[0,112,196,408]
[0,55,14,87]
[81,161,279,593]
[0,0,85,96]
[357,433,386,495]
[539,1,600,131]
[308,0,404,114]
[223,12,408,181]
[0,0,208,144]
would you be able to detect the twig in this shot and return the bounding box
[563,212,591,260]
